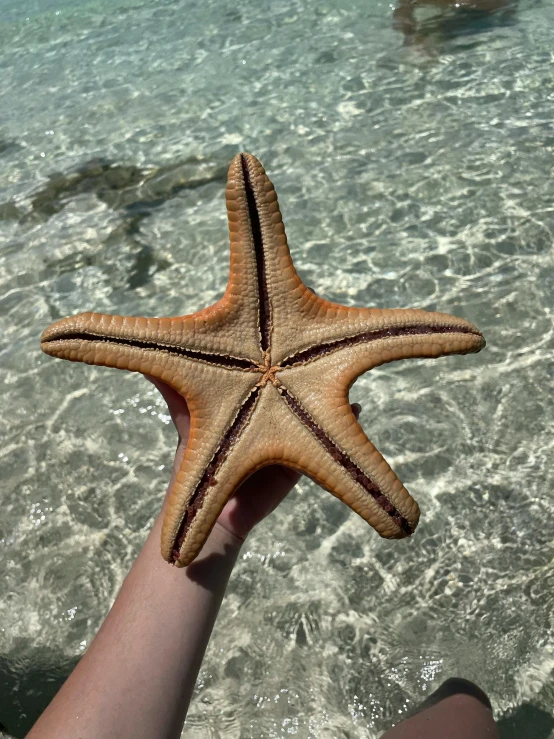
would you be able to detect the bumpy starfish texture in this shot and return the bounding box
[41,153,485,567]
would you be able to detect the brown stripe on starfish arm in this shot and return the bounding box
[278,384,413,536]
[41,330,257,370]
[240,153,272,353]
[168,385,262,564]
[281,323,484,368]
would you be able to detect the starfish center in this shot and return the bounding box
[256,351,281,387]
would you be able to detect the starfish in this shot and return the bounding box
[41,153,485,567]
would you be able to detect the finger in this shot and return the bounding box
[221,464,301,539]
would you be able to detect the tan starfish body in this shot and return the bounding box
[41,153,485,567]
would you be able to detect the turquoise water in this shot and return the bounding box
[1,0,553,736]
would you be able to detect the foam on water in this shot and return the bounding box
[0,0,553,736]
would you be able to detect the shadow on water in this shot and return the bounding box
[0,649,78,737]
[0,153,230,289]
[0,139,21,158]
[27,155,229,220]
[1,648,553,739]
[497,702,554,739]
[392,0,519,54]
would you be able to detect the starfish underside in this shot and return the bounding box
[41,153,485,566]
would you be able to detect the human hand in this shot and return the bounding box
[147,376,361,543]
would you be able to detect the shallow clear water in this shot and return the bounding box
[1,0,553,736]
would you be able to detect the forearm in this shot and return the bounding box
[26,376,302,739]
[27,514,242,739]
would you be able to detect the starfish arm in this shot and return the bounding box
[161,372,264,567]
[222,154,272,356]
[165,382,268,567]
[170,382,417,568]
[278,332,484,526]
[40,310,260,371]
[234,153,310,358]
[38,152,296,365]
[237,156,484,365]
[274,380,420,538]
[279,306,485,376]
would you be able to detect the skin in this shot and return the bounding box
[26,381,497,739]
[381,692,498,738]
[25,378,355,739]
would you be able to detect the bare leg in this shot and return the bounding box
[380,678,499,739]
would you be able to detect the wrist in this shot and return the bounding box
[151,501,243,568]
[211,520,246,551]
